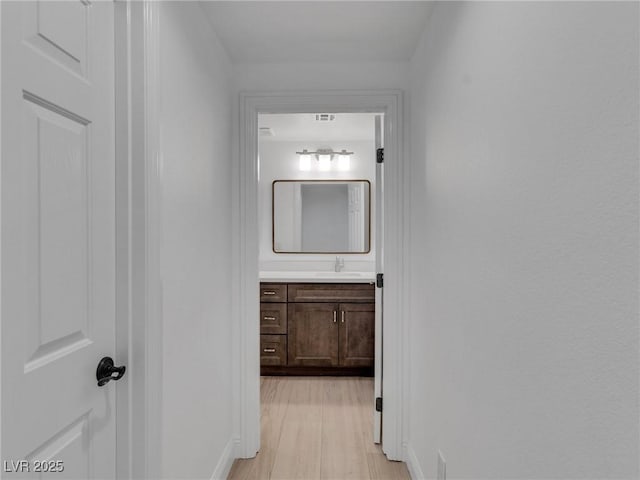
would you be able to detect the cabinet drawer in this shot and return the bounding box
[288,283,375,303]
[260,303,287,334]
[260,283,287,302]
[260,335,287,366]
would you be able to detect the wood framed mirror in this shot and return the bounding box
[272,180,371,254]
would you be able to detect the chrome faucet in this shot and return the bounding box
[334,256,344,272]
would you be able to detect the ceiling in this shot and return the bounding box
[200,1,433,63]
[258,113,377,142]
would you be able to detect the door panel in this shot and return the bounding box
[23,95,92,370]
[339,303,375,367]
[33,1,89,77]
[24,414,91,480]
[2,1,116,477]
[288,303,339,366]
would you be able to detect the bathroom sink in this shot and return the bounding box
[259,271,376,282]
[315,272,364,277]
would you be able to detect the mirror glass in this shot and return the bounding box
[272,180,371,253]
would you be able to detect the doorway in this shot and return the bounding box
[257,111,381,414]
[233,91,407,463]
[232,111,391,478]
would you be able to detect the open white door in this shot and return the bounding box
[1,1,118,477]
[373,114,384,444]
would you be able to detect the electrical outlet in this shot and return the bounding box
[437,450,446,480]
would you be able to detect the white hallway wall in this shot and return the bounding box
[158,3,234,478]
[408,2,639,479]
[233,61,410,93]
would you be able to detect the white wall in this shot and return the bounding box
[259,139,376,271]
[408,2,639,479]
[158,3,233,478]
[234,61,410,92]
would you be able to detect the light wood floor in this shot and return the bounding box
[227,377,410,480]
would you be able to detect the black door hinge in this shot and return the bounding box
[376,273,383,288]
[376,148,384,164]
[375,397,383,412]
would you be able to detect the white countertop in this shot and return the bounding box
[259,271,376,283]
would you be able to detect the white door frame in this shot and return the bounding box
[114,3,132,477]
[114,1,163,478]
[373,114,384,444]
[234,90,408,461]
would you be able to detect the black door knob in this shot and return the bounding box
[96,357,126,387]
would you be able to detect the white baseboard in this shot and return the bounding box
[405,443,426,480]
[210,438,236,480]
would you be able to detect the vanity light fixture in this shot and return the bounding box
[318,153,332,171]
[295,148,354,172]
[298,150,311,171]
[337,150,351,171]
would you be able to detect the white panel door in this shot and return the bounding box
[1,1,117,478]
[373,114,384,444]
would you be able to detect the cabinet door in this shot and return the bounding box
[288,303,339,366]
[339,303,375,367]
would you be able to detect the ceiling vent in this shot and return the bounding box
[259,127,275,137]
[315,114,336,122]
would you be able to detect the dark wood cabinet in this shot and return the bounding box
[260,303,287,334]
[260,282,375,376]
[288,283,376,303]
[287,303,339,366]
[339,303,375,367]
[260,283,287,303]
[260,334,287,366]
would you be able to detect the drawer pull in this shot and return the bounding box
[263,348,276,353]
[263,291,277,295]
[341,311,345,323]
[263,316,277,321]
[333,311,337,323]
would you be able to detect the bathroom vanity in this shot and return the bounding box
[259,277,375,376]
[260,176,376,375]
